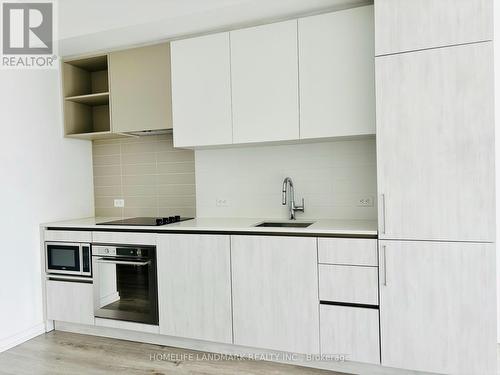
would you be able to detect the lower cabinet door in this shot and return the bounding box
[231,235,319,354]
[46,280,94,325]
[379,240,496,375]
[320,304,379,364]
[157,234,232,343]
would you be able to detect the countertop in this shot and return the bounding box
[42,217,378,237]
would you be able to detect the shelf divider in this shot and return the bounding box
[65,92,109,106]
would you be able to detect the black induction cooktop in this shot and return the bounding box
[97,216,193,226]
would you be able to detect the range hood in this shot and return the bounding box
[123,129,173,137]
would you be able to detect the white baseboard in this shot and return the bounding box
[0,322,45,353]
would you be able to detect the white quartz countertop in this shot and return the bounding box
[42,217,377,237]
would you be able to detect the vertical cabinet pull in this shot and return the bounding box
[383,245,388,286]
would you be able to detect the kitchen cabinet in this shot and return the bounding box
[169,7,377,147]
[318,238,377,266]
[378,240,496,374]
[91,231,156,246]
[157,234,232,343]
[319,265,378,306]
[320,304,379,364]
[171,32,233,147]
[44,230,92,243]
[46,280,94,325]
[231,235,319,354]
[376,42,494,242]
[230,20,299,144]
[375,0,493,55]
[62,55,112,139]
[298,6,375,139]
[109,43,172,133]
[63,43,173,139]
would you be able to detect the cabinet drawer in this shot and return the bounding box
[44,230,92,243]
[92,232,156,245]
[319,264,378,305]
[46,280,94,325]
[318,238,377,266]
[320,304,380,364]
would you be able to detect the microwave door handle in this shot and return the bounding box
[79,244,84,275]
[96,258,150,266]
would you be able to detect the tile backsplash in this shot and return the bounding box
[195,138,377,220]
[92,134,196,218]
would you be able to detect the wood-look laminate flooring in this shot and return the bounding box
[0,331,345,375]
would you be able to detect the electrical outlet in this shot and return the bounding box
[357,196,374,207]
[216,198,229,207]
[114,199,125,208]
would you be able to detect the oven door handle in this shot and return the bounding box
[95,258,150,266]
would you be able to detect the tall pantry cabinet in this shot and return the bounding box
[374,1,495,374]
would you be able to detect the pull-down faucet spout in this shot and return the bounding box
[282,177,304,220]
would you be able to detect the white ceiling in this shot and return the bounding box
[58,0,371,56]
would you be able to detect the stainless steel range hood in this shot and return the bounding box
[122,129,173,137]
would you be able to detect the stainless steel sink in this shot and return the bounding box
[254,221,314,228]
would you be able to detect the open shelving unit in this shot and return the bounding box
[62,55,112,138]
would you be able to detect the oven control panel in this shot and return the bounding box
[93,245,152,258]
[93,246,116,256]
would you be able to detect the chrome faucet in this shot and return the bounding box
[282,177,304,220]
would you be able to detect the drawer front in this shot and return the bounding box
[318,238,377,266]
[92,232,156,246]
[320,304,380,364]
[319,264,378,305]
[46,280,94,325]
[44,230,92,243]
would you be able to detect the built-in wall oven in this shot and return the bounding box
[92,245,158,325]
[46,242,92,277]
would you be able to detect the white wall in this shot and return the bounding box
[0,69,94,352]
[195,139,377,220]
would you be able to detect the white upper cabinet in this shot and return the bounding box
[170,8,377,147]
[171,32,233,148]
[376,43,494,242]
[378,241,496,374]
[231,235,319,354]
[230,20,299,144]
[375,0,493,55]
[298,6,375,139]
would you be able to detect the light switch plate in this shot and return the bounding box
[114,199,125,208]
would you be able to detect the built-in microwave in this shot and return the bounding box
[45,242,92,277]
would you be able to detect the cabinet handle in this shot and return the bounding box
[381,194,386,234]
[96,258,150,266]
[383,245,388,286]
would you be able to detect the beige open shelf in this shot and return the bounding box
[65,55,107,71]
[64,101,111,135]
[63,54,111,137]
[65,92,109,106]
[63,55,109,97]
